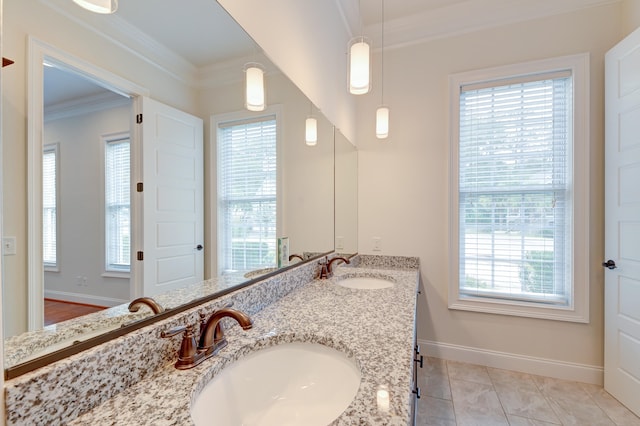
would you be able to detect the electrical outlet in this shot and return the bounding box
[3,237,16,256]
[373,237,382,252]
[336,236,344,250]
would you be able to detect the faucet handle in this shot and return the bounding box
[161,324,200,370]
[317,257,330,279]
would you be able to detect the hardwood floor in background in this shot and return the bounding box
[44,299,107,326]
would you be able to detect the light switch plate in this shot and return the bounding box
[3,237,16,256]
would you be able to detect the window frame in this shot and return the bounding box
[448,54,590,323]
[43,143,60,272]
[212,106,283,275]
[101,131,131,278]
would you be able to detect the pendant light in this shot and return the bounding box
[348,1,371,95]
[305,102,318,146]
[376,0,389,139]
[304,102,318,146]
[72,0,118,14]
[244,63,265,112]
[305,117,318,146]
[349,37,371,94]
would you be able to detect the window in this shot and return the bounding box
[43,144,58,269]
[449,55,589,322]
[104,135,131,273]
[217,115,278,273]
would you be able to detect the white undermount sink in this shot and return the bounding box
[337,276,395,289]
[191,342,361,426]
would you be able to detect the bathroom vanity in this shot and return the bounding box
[5,255,420,425]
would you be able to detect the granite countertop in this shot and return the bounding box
[4,271,254,368]
[69,265,419,425]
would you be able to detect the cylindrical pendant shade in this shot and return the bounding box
[245,64,265,112]
[72,0,118,14]
[376,106,390,139]
[349,37,371,95]
[305,117,318,146]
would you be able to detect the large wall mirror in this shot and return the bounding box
[2,0,349,376]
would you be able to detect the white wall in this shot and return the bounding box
[43,105,131,307]
[356,3,622,379]
[622,0,640,36]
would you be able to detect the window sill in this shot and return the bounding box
[102,271,130,279]
[448,296,589,323]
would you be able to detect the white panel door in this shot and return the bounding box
[604,27,640,416]
[140,97,204,297]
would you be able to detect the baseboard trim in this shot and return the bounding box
[44,290,126,308]
[420,339,603,385]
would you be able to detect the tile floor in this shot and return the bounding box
[415,357,640,426]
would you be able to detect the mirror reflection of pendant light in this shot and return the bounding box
[305,117,318,146]
[72,0,118,14]
[244,63,265,112]
[306,102,318,146]
[348,1,370,95]
[376,0,389,139]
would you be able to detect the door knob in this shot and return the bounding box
[602,259,617,270]
[196,245,203,251]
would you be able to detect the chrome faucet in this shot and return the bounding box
[161,307,253,369]
[318,256,351,279]
[128,297,164,314]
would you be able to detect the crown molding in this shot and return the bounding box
[196,52,280,90]
[40,0,197,86]
[334,0,360,38]
[363,0,622,50]
[44,91,131,122]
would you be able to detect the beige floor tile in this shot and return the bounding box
[416,396,456,426]
[546,394,615,425]
[447,360,492,386]
[580,384,640,426]
[531,375,593,404]
[450,379,509,425]
[487,367,539,393]
[494,386,560,424]
[421,372,452,400]
[426,356,449,376]
[506,414,563,425]
[414,358,640,426]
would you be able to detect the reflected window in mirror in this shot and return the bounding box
[217,114,278,273]
[43,143,59,271]
[104,133,131,275]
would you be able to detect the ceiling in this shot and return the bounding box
[44,0,621,107]
[43,0,258,108]
[343,0,621,47]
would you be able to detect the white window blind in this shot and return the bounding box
[218,116,277,272]
[458,72,572,305]
[105,137,130,272]
[43,145,57,267]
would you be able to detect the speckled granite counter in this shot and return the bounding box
[67,265,419,425]
[4,255,420,425]
[4,270,255,368]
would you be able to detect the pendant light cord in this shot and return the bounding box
[381,0,385,104]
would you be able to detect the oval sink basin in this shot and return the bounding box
[191,342,360,426]
[337,276,394,289]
